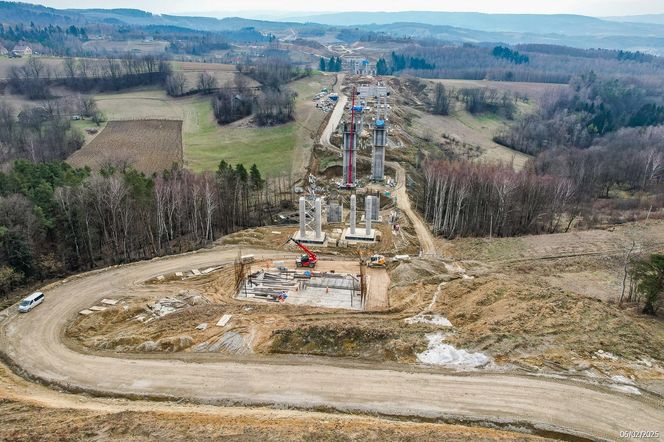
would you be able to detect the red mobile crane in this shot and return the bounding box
[288,238,318,268]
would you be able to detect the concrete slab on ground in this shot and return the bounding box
[292,231,327,245]
[236,259,388,311]
[342,228,376,242]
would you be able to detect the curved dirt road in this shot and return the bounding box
[387,161,437,255]
[1,247,662,441]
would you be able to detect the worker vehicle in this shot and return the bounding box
[288,238,318,268]
[368,254,386,268]
[18,292,45,313]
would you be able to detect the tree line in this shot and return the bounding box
[0,159,293,297]
[534,126,663,201]
[422,160,575,238]
[421,73,663,244]
[319,57,342,72]
[457,87,517,119]
[376,51,435,75]
[212,57,303,127]
[494,72,664,155]
[211,73,254,124]
[60,54,171,92]
[0,23,87,56]
[429,83,517,119]
[492,46,529,64]
[8,56,171,100]
[237,56,305,90]
[0,99,87,164]
[390,43,664,84]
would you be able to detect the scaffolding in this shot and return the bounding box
[234,252,248,294]
[294,196,326,244]
[343,86,360,188]
[372,86,389,182]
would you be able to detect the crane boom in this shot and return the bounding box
[288,238,318,268]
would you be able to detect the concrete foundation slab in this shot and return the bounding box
[292,231,327,245]
[238,269,362,310]
[342,228,376,242]
[286,286,363,310]
[361,215,383,224]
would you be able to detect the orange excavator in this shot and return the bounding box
[288,238,318,268]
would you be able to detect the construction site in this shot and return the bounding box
[1,67,664,442]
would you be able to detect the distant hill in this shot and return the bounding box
[604,14,664,25]
[0,2,313,32]
[3,2,664,55]
[363,22,664,54]
[289,11,664,38]
[0,1,84,26]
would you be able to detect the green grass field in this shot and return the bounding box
[70,119,107,144]
[184,100,297,177]
[83,72,333,178]
[184,74,331,177]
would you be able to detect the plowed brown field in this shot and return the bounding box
[67,119,183,174]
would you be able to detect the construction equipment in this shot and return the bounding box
[368,254,386,268]
[288,238,318,268]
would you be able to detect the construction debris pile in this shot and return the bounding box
[147,290,210,319]
[314,89,338,113]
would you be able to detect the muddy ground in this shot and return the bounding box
[0,399,549,442]
[0,363,548,442]
[64,222,664,391]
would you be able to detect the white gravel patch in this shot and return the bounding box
[405,314,453,327]
[417,332,490,368]
[609,384,641,395]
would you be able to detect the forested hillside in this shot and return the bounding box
[495,73,664,153]
[0,160,277,296]
[388,44,664,83]
[419,71,664,240]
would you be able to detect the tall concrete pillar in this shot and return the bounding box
[365,196,372,236]
[343,122,360,186]
[369,195,379,221]
[299,197,306,237]
[350,195,356,235]
[315,198,322,240]
[372,121,386,181]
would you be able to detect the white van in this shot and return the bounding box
[18,292,45,313]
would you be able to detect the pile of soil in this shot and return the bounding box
[269,320,428,362]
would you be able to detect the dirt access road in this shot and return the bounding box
[1,246,662,441]
[388,160,437,255]
[319,74,347,149]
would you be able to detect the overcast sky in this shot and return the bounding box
[24,0,664,17]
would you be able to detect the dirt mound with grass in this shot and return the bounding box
[434,275,664,377]
[269,321,428,362]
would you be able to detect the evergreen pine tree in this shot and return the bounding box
[249,164,264,190]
